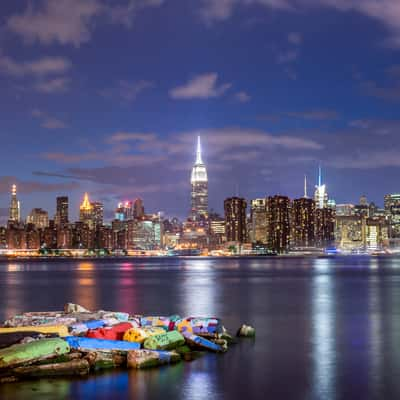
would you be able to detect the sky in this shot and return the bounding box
[1,0,400,222]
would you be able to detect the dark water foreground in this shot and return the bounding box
[1,256,400,400]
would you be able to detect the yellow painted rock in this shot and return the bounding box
[123,327,165,344]
[0,325,69,337]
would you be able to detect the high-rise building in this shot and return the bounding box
[292,199,315,248]
[315,208,336,248]
[224,197,247,243]
[9,184,20,224]
[190,136,208,221]
[209,213,226,249]
[115,201,133,221]
[266,195,291,253]
[384,194,400,239]
[314,167,328,209]
[79,193,94,229]
[250,199,267,244]
[55,196,69,227]
[133,199,145,219]
[26,208,49,229]
[91,201,104,229]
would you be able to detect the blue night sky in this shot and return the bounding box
[1,0,400,221]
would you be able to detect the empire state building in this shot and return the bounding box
[190,136,208,221]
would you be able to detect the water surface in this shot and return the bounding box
[0,256,399,399]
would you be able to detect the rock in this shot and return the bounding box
[236,324,256,338]
[127,350,181,369]
[64,303,91,314]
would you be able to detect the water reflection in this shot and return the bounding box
[181,259,218,316]
[74,262,97,310]
[311,259,336,399]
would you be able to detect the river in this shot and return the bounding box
[0,256,399,399]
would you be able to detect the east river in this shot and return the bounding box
[1,256,400,399]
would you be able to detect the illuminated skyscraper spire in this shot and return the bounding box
[196,135,203,165]
[314,166,328,209]
[304,175,308,198]
[80,192,92,211]
[318,165,322,187]
[190,136,208,220]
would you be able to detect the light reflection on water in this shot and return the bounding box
[2,257,400,399]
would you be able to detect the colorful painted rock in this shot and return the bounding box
[175,317,221,337]
[182,331,224,352]
[0,325,69,337]
[143,331,185,351]
[0,338,70,369]
[140,315,181,331]
[127,349,181,369]
[86,322,133,341]
[65,336,141,352]
[123,326,166,343]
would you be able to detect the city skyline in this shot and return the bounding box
[1,1,400,220]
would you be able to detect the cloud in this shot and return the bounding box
[234,91,251,103]
[100,79,155,101]
[0,55,71,77]
[32,109,67,129]
[34,77,70,93]
[285,110,340,120]
[199,0,400,46]
[169,73,232,100]
[106,132,157,143]
[0,176,80,195]
[6,0,164,47]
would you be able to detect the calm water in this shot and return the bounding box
[1,256,400,399]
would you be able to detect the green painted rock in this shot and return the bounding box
[0,338,70,369]
[143,331,185,351]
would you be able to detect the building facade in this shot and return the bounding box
[224,197,247,243]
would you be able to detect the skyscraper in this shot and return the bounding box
[133,198,145,219]
[190,136,208,221]
[292,177,315,248]
[26,208,49,229]
[384,194,400,239]
[250,198,267,244]
[91,201,104,230]
[266,195,291,253]
[115,201,133,221]
[79,193,94,229]
[55,196,69,227]
[224,197,247,243]
[314,166,328,209]
[9,184,20,224]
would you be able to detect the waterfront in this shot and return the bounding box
[1,256,400,399]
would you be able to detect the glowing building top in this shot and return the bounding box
[191,136,208,184]
[80,193,92,211]
[190,136,208,220]
[314,166,328,209]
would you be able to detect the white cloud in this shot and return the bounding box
[6,0,164,47]
[0,55,71,77]
[234,91,251,102]
[101,80,155,101]
[34,77,70,93]
[169,73,232,100]
[199,0,400,45]
[32,109,67,129]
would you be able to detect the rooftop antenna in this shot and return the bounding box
[304,175,308,198]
